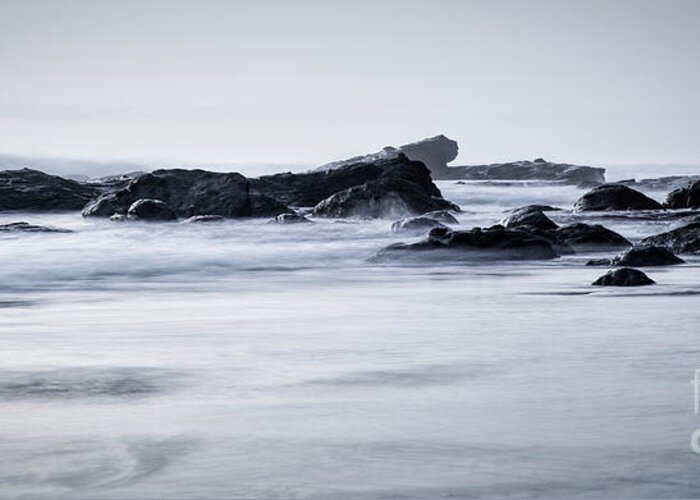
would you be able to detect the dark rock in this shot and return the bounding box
[592,267,655,286]
[664,180,700,209]
[83,169,289,218]
[552,223,631,251]
[391,217,448,234]
[573,183,662,211]
[586,246,685,267]
[270,212,311,224]
[639,222,700,254]
[438,160,606,186]
[500,206,558,231]
[0,221,72,233]
[619,175,700,192]
[184,215,225,223]
[420,210,459,224]
[127,199,177,221]
[0,168,98,211]
[376,225,559,261]
[110,214,126,222]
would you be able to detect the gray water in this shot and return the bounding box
[1,176,700,498]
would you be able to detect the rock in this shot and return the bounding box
[592,267,655,287]
[391,217,448,234]
[664,180,700,209]
[110,214,126,222]
[376,225,559,261]
[639,221,700,254]
[586,246,685,267]
[184,215,225,223]
[312,175,456,219]
[420,210,459,224]
[619,175,700,192]
[500,206,558,231]
[270,212,311,224]
[83,169,289,218]
[551,223,631,251]
[254,153,454,210]
[573,183,662,211]
[0,221,72,233]
[438,159,606,186]
[127,199,177,221]
[0,168,98,211]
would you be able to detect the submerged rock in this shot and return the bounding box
[0,221,72,233]
[639,222,700,254]
[184,215,226,223]
[83,169,289,218]
[586,246,685,267]
[127,199,177,221]
[664,180,700,209]
[391,217,448,234]
[551,223,631,251]
[270,212,312,224]
[592,267,655,287]
[377,225,559,261]
[500,206,558,231]
[574,184,662,211]
[0,168,98,211]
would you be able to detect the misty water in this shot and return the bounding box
[1,173,700,498]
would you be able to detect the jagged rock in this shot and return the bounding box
[376,225,559,261]
[592,268,655,286]
[0,222,72,233]
[270,212,311,224]
[0,168,98,211]
[586,246,685,267]
[420,210,459,224]
[639,222,700,254]
[551,223,631,251]
[438,159,605,186]
[83,169,289,218]
[391,217,448,234]
[184,215,225,223]
[500,206,558,231]
[127,199,177,221]
[574,184,662,211]
[664,180,700,209]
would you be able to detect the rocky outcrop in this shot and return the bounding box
[664,180,700,209]
[500,206,558,231]
[551,223,631,251]
[442,159,606,186]
[0,221,72,233]
[573,184,662,211]
[376,225,559,261]
[592,268,655,286]
[127,199,177,221]
[586,246,685,267]
[619,175,700,192]
[639,222,700,254]
[83,169,289,218]
[0,168,98,211]
[391,217,448,234]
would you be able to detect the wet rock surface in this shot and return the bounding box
[0,168,98,211]
[592,267,656,286]
[586,246,685,267]
[574,184,662,212]
[639,222,700,255]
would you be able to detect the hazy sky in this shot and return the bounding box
[1,0,699,167]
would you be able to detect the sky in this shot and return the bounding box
[1,0,699,169]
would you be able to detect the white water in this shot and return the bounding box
[1,173,700,498]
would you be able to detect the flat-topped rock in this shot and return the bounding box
[376,225,559,261]
[0,168,98,211]
[441,159,606,186]
[0,221,72,233]
[574,184,662,211]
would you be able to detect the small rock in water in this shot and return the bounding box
[0,222,72,233]
[574,183,662,212]
[391,217,447,234]
[127,199,177,221]
[587,246,685,267]
[109,214,126,222]
[552,223,631,251]
[270,212,311,224]
[184,215,225,223]
[500,206,558,231]
[592,267,656,287]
